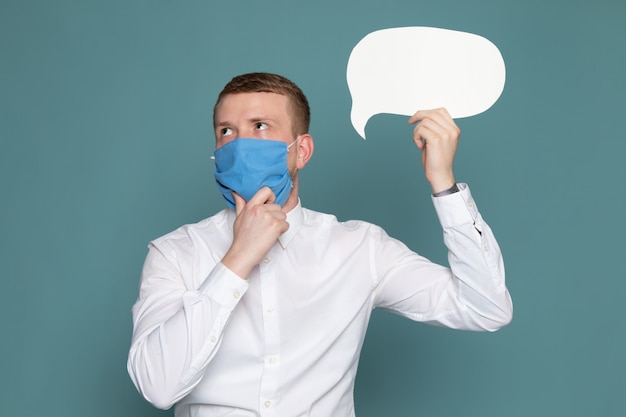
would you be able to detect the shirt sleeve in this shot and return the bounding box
[127,239,249,410]
[372,183,513,331]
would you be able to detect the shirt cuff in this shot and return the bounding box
[430,183,480,228]
[198,262,249,310]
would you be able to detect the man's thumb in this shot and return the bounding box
[233,192,245,215]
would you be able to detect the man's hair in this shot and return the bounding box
[213,72,310,136]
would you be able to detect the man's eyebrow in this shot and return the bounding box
[214,120,232,129]
[249,116,277,124]
[215,116,277,127]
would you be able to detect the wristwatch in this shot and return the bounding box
[432,183,459,197]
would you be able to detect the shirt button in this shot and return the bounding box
[232,291,241,299]
[483,244,489,252]
[210,336,217,343]
[263,257,271,264]
[269,356,277,364]
[267,305,275,313]
[264,400,271,408]
[467,200,474,208]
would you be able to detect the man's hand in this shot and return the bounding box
[221,187,289,279]
[408,108,460,194]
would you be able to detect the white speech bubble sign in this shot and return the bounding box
[347,27,506,139]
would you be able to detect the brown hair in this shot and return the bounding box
[213,72,310,136]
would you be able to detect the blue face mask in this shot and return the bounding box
[213,138,298,209]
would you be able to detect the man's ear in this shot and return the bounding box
[296,134,314,170]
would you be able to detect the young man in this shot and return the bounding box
[128,72,513,416]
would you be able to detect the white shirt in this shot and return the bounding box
[127,184,512,417]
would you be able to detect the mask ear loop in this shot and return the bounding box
[287,135,302,182]
[287,135,301,152]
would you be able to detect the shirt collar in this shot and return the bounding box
[279,199,303,249]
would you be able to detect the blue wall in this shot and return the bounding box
[1,1,624,416]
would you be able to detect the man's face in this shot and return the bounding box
[214,92,299,174]
[213,91,314,210]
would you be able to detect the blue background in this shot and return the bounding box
[1,1,625,416]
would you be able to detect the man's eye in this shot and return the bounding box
[255,122,268,130]
[221,127,233,136]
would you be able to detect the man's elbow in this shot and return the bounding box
[127,356,181,411]
[144,393,177,411]
[485,293,513,331]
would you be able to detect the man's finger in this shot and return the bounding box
[233,192,246,216]
[408,108,455,127]
[249,186,276,206]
